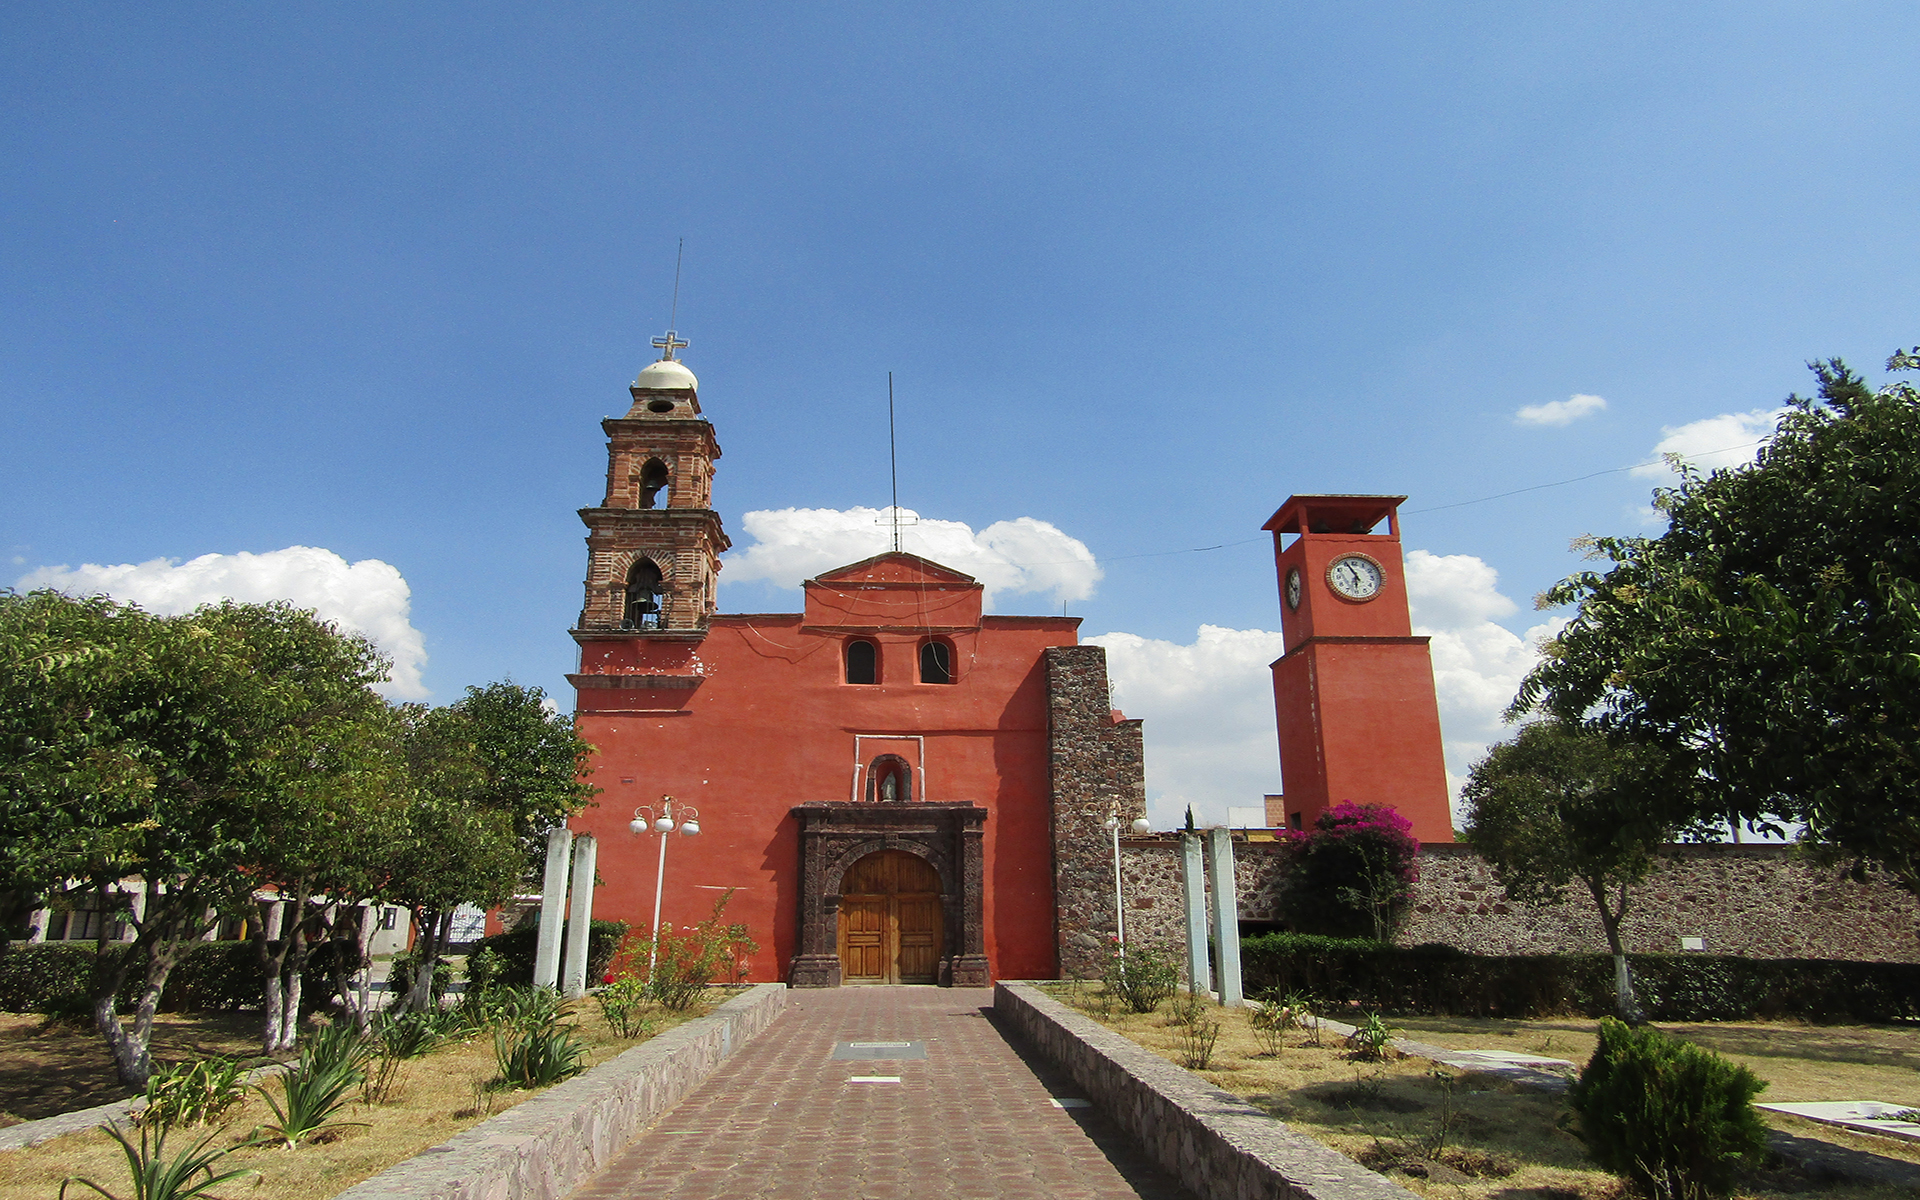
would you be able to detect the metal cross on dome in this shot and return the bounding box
[650,329,689,361]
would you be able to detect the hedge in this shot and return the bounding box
[0,939,352,1016]
[1240,932,1920,1023]
[476,918,628,988]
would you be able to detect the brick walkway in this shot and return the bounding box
[570,987,1194,1200]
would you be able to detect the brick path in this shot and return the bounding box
[570,987,1194,1200]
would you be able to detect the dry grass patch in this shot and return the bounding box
[0,1012,268,1125]
[0,992,716,1200]
[1045,984,1913,1200]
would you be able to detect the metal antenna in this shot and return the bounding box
[888,372,901,553]
[650,238,689,361]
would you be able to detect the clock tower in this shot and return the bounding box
[1264,494,1453,842]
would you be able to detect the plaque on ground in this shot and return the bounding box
[831,1040,927,1060]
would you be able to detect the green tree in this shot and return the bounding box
[1284,803,1420,940]
[449,682,598,879]
[1461,721,1685,1020]
[381,704,526,1013]
[0,593,390,1083]
[1516,349,1920,895]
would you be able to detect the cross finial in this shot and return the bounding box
[651,329,688,361]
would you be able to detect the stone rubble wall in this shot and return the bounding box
[1095,840,1919,966]
[331,983,787,1200]
[1046,646,1148,979]
[994,981,1417,1200]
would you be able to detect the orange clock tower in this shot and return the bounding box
[1264,494,1454,842]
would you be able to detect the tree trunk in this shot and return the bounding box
[1586,876,1643,1023]
[354,905,377,1030]
[405,907,443,1014]
[94,935,189,1087]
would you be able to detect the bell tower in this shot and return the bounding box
[573,333,730,640]
[1264,494,1453,842]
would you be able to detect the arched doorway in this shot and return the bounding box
[837,850,943,984]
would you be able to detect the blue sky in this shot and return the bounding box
[7,4,1919,824]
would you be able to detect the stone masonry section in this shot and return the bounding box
[1047,646,1148,979]
[994,982,1417,1200]
[1106,840,1920,965]
[570,986,1195,1200]
[332,983,788,1200]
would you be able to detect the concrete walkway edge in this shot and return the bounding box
[994,982,1416,1200]
[333,983,788,1200]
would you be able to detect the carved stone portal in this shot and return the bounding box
[788,802,989,988]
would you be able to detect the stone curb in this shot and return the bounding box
[994,982,1417,1200]
[331,983,788,1200]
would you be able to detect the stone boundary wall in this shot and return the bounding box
[994,981,1413,1200]
[1107,841,1919,964]
[1046,646,1148,979]
[332,983,788,1200]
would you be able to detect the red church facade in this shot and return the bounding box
[564,352,1144,986]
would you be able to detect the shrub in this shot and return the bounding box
[0,942,275,1017]
[474,919,628,989]
[1570,1018,1770,1200]
[594,975,654,1038]
[1102,941,1179,1013]
[1283,803,1420,940]
[627,893,755,1011]
[60,1121,260,1200]
[1238,934,1920,1023]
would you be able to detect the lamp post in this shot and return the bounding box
[630,796,701,978]
[1104,802,1153,957]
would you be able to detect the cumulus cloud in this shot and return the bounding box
[1088,550,1562,830]
[1515,393,1607,427]
[1630,408,1785,480]
[18,546,429,700]
[721,506,1101,609]
[1087,626,1288,830]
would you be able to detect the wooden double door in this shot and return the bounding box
[838,850,944,984]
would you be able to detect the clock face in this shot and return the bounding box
[1327,554,1384,601]
[1284,567,1302,611]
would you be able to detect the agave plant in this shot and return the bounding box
[137,1058,250,1130]
[61,1121,260,1200]
[252,1030,372,1148]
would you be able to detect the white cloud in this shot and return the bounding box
[1630,408,1785,480]
[721,506,1102,609]
[1087,625,1288,830]
[1515,393,1607,427]
[1088,550,1562,831]
[1405,550,1565,815]
[17,546,429,700]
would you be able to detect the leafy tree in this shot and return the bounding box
[380,704,526,1013]
[1284,802,1420,940]
[449,682,598,879]
[1461,720,1685,1020]
[0,593,389,1083]
[1516,349,1920,894]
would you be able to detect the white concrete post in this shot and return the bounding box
[561,834,598,998]
[1178,833,1211,996]
[262,897,286,942]
[533,827,574,991]
[1205,827,1243,1005]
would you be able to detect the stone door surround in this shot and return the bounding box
[789,802,988,988]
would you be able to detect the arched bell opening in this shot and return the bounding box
[638,458,671,509]
[623,559,665,630]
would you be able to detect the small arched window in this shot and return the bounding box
[845,639,877,685]
[624,559,664,630]
[866,755,912,803]
[919,639,953,685]
[638,458,671,509]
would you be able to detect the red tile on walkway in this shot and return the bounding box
[569,987,1193,1200]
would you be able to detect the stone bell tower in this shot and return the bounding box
[573,331,730,639]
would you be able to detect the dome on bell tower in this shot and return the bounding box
[633,358,697,391]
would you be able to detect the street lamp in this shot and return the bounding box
[630,796,702,977]
[1104,802,1153,957]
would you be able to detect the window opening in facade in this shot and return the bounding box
[845,639,877,685]
[919,640,953,684]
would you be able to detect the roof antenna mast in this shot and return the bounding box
[650,237,688,362]
[888,371,902,554]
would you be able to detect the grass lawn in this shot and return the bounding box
[0,994,715,1200]
[1046,984,1916,1200]
[0,1011,270,1124]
